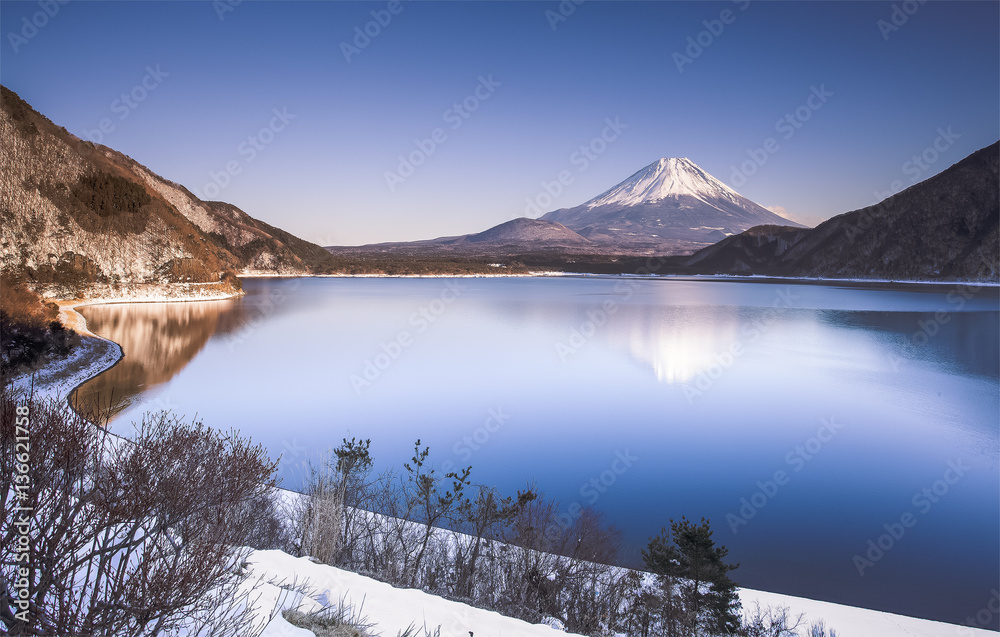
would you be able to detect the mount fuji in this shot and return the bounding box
[539,157,804,251]
[326,156,803,258]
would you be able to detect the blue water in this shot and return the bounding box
[77,276,1000,628]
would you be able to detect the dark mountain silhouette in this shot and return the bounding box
[686,142,999,281]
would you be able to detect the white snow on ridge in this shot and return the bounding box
[585,157,746,209]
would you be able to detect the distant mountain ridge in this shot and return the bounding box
[686,142,999,281]
[0,85,339,295]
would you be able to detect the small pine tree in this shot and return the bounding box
[642,516,741,636]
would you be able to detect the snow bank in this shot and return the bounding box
[244,547,993,637]
[8,335,121,403]
[249,549,578,637]
[737,588,992,637]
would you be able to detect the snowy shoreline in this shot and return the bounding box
[8,285,243,405]
[7,288,996,637]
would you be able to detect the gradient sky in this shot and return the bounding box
[2,1,997,245]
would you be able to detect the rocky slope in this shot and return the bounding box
[0,85,338,297]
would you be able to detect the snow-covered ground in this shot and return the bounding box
[8,335,121,403]
[250,549,583,637]
[245,548,994,637]
[34,281,244,303]
[11,295,995,637]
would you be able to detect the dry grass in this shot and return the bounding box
[281,596,376,637]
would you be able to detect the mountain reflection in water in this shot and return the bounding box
[72,299,249,420]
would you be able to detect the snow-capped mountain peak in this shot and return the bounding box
[584,157,743,208]
[539,154,804,251]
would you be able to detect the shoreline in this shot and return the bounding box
[242,270,1000,287]
[9,286,243,405]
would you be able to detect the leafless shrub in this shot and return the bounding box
[740,602,805,637]
[296,453,347,565]
[808,618,839,637]
[282,437,810,637]
[293,438,375,568]
[235,487,294,552]
[0,384,277,636]
[452,485,535,600]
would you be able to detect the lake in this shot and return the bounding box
[73,276,1000,628]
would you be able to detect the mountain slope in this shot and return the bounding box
[463,217,591,247]
[686,142,999,281]
[0,85,339,295]
[540,157,803,250]
[326,217,593,258]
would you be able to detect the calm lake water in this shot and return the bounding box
[74,276,1000,628]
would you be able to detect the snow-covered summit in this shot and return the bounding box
[584,157,745,209]
[539,155,802,250]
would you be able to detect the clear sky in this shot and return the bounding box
[2,1,997,245]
